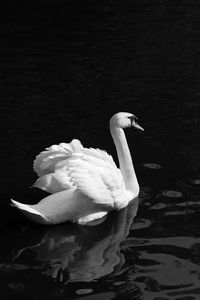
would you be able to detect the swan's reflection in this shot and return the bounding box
[13,199,138,283]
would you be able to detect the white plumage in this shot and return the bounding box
[11,112,144,225]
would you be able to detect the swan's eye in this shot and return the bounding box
[128,116,134,122]
[128,115,138,123]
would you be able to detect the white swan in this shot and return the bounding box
[11,112,144,225]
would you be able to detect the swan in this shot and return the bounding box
[11,112,144,225]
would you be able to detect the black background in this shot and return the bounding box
[0,1,200,298]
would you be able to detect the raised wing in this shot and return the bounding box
[66,149,126,208]
[33,170,75,193]
[33,142,126,208]
[33,139,83,177]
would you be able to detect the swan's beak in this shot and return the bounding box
[132,122,144,131]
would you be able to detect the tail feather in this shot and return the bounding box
[11,199,51,225]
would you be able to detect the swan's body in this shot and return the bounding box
[11,112,143,225]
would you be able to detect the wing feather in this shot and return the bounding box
[33,170,74,193]
[66,151,125,208]
[83,148,116,166]
[33,139,83,177]
[33,142,126,208]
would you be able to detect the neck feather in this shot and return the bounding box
[110,123,139,194]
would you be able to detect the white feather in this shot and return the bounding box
[66,152,126,208]
[33,139,83,177]
[33,170,74,193]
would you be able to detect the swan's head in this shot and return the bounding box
[110,112,144,130]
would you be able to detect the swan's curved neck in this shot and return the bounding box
[110,123,139,193]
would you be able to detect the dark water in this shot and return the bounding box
[1,0,200,299]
